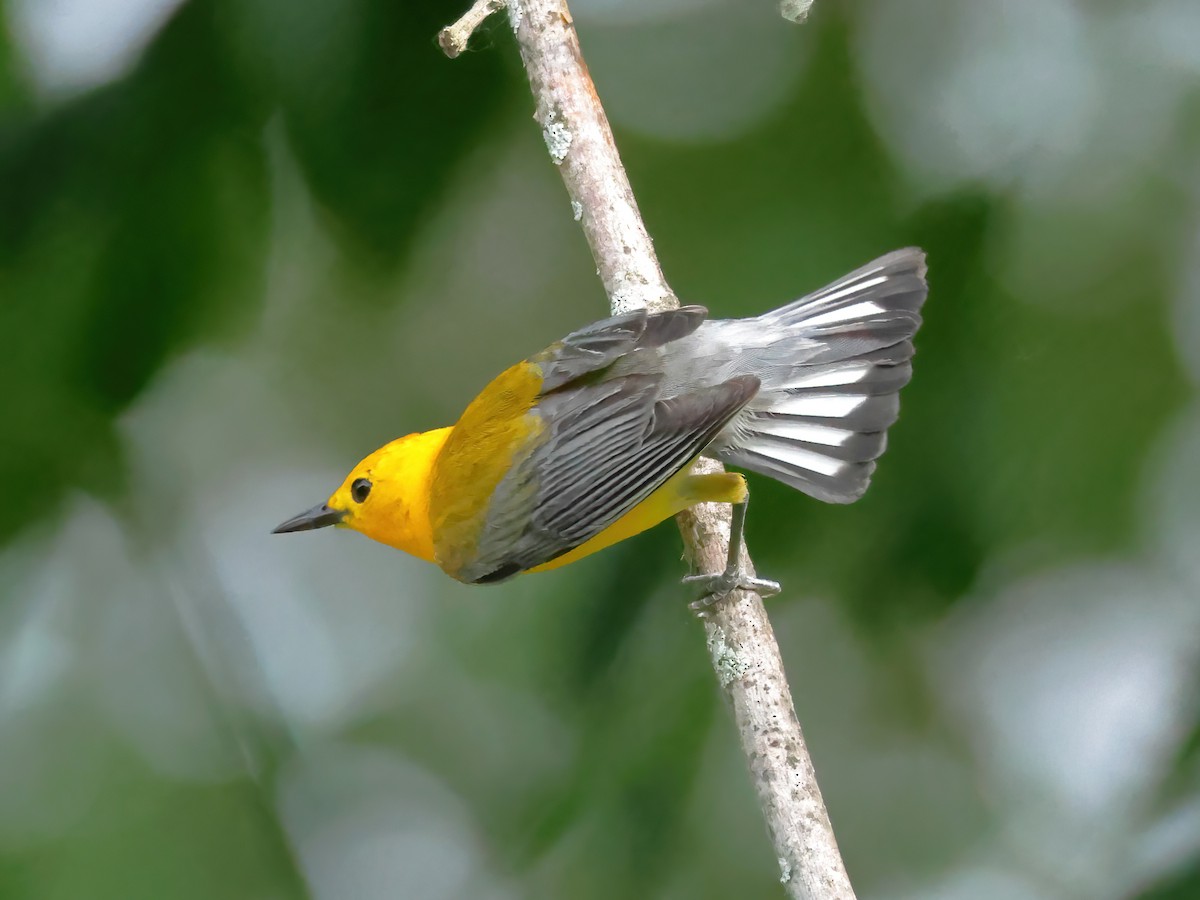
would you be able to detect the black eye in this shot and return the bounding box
[351,478,372,503]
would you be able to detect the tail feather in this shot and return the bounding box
[727,447,877,504]
[747,420,887,463]
[712,248,927,504]
[770,391,900,433]
[763,248,926,331]
[777,360,912,397]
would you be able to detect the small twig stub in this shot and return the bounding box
[438,0,506,58]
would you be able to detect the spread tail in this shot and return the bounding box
[714,248,928,503]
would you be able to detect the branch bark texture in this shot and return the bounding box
[440,2,854,898]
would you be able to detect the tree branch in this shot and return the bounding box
[439,2,855,897]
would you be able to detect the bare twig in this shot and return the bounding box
[438,0,505,58]
[440,2,855,898]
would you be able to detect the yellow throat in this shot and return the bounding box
[328,427,452,562]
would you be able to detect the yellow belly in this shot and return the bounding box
[531,468,747,572]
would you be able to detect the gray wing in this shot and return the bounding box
[534,304,708,392]
[461,308,758,584]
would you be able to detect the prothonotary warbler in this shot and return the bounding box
[275,248,928,604]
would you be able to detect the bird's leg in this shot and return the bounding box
[682,497,781,614]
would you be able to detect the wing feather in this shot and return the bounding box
[534,306,707,392]
[461,372,759,583]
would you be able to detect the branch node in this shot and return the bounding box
[439,0,507,59]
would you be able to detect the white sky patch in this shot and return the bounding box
[278,745,491,900]
[7,0,185,96]
[0,533,75,720]
[1121,0,1200,79]
[924,559,1198,890]
[118,351,432,734]
[858,0,1099,196]
[859,0,1197,318]
[575,0,808,143]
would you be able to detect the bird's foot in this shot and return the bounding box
[682,568,781,616]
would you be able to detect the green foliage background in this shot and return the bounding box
[1,1,1197,898]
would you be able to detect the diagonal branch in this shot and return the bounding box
[439,2,855,898]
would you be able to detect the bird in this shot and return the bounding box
[274,248,928,607]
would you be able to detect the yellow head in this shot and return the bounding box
[273,427,452,562]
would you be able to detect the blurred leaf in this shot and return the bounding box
[1134,856,1200,900]
[230,0,514,277]
[0,0,270,542]
[0,4,25,113]
[558,528,676,696]
[513,666,717,898]
[0,0,516,545]
[0,758,311,900]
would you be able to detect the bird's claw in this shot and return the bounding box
[682,568,781,616]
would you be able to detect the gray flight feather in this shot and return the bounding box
[702,247,927,502]
[535,306,707,393]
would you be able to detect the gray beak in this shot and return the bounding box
[272,503,345,534]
